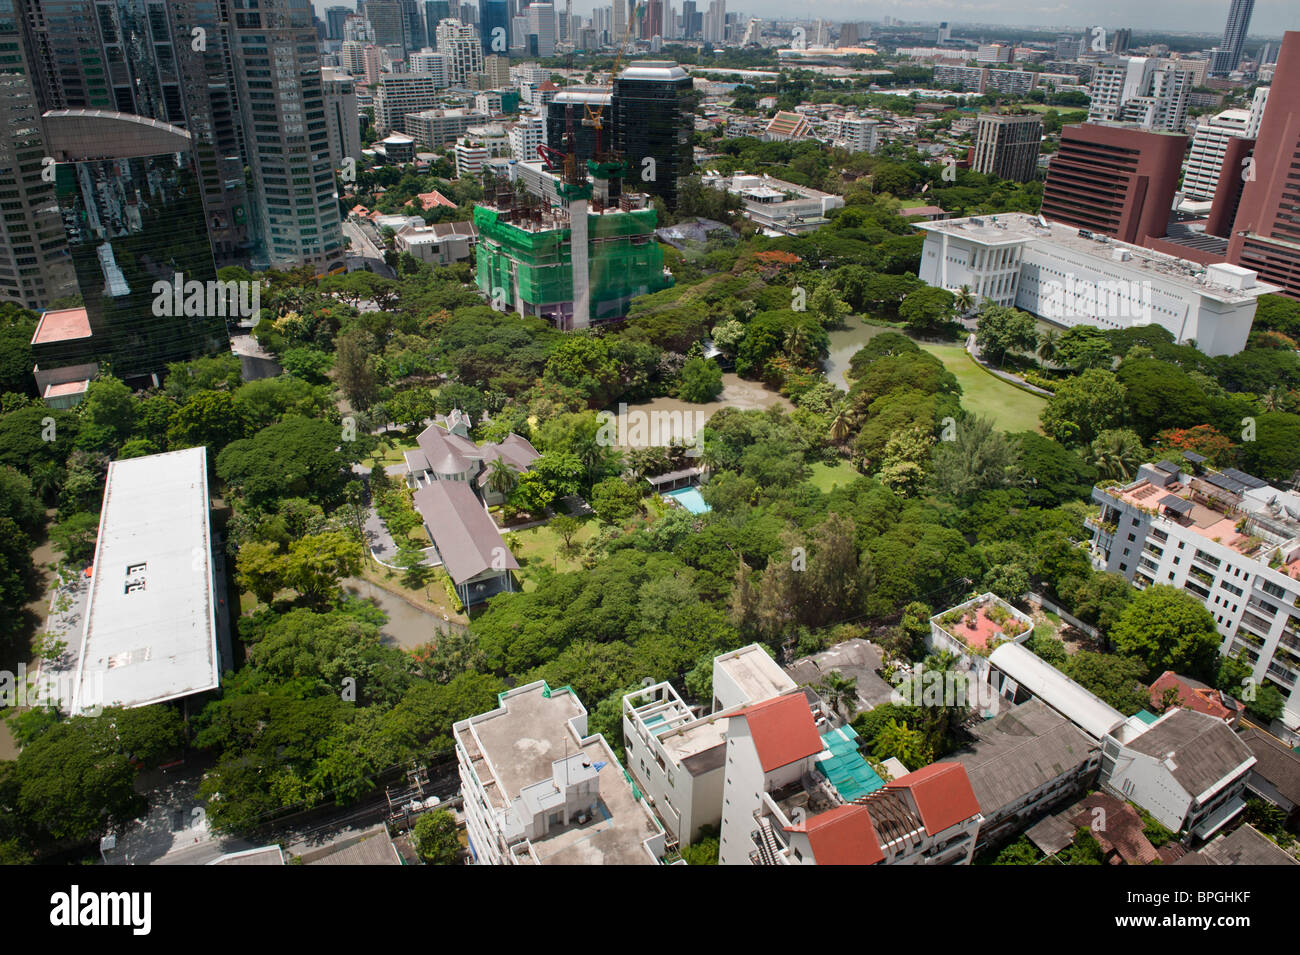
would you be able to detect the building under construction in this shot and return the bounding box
[474,159,672,330]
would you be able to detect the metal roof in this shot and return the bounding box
[988,643,1127,740]
[1160,493,1194,516]
[72,447,218,715]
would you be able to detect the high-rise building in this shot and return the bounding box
[1087,57,1191,132]
[366,0,408,51]
[546,88,612,160]
[1227,31,1300,299]
[0,1,75,309]
[399,0,424,50]
[322,67,362,167]
[1110,28,1132,54]
[480,0,510,55]
[642,0,662,39]
[1182,108,1257,201]
[612,61,692,208]
[680,0,695,38]
[1040,123,1187,244]
[1210,0,1254,76]
[409,47,450,84]
[229,0,345,273]
[524,2,555,57]
[702,0,724,44]
[423,0,451,41]
[435,17,483,83]
[326,5,353,40]
[972,113,1043,183]
[36,110,229,383]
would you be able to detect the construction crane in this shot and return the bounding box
[582,0,646,158]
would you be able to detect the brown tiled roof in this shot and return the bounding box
[412,480,518,585]
[1068,793,1157,865]
[1148,671,1242,722]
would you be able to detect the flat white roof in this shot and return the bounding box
[989,642,1126,740]
[72,447,219,715]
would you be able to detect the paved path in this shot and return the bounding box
[965,333,1054,397]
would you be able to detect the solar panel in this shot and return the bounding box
[1159,494,1193,516]
[1156,460,1181,476]
[1222,468,1267,489]
[1180,450,1207,464]
[1202,472,1246,494]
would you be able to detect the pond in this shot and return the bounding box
[823,321,894,392]
[342,577,453,650]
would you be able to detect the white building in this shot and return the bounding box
[834,114,879,153]
[454,681,668,864]
[435,18,484,83]
[976,43,1013,64]
[508,114,545,161]
[71,448,221,716]
[1100,708,1256,840]
[409,47,451,84]
[455,123,509,177]
[1089,460,1300,734]
[394,221,478,264]
[1088,57,1192,132]
[373,73,448,132]
[322,67,362,166]
[916,213,1277,356]
[703,172,844,236]
[927,593,1034,686]
[525,2,557,57]
[1182,108,1256,201]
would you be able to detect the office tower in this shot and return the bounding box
[435,17,482,82]
[642,0,662,39]
[0,2,75,309]
[546,88,611,159]
[834,115,878,153]
[482,54,510,86]
[399,0,424,50]
[1110,28,1131,54]
[480,0,510,55]
[1054,35,1080,61]
[322,67,362,167]
[1087,58,1191,132]
[228,0,344,273]
[936,21,949,44]
[1182,108,1257,201]
[374,73,446,130]
[1210,0,1254,75]
[612,0,626,43]
[327,6,352,40]
[339,40,368,75]
[423,0,451,41]
[702,0,724,44]
[525,2,555,57]
[680,1,695,38]
[1040,123,1186,244]
[366,0,408,51]
[1227,31,1300,299]
[612,61,692,208]
[38,110,228,382]
[972,114,1043,183]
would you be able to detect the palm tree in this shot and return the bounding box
[817,672,859,721]
[1037,328,1061,366]
[954,284,975,316]
[1088,430,1142,481]
[828,402,853,446]
[784,323,812,360]
[1261,385,1288,413]
[485,457,519,500]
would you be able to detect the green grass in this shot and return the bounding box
[509,516,599,589]
[374,436,419,467]
[918,342,1046,434]
[808,461,861,493]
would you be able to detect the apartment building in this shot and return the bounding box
[834,115,879,153]
[1088,458,1300,733]
[1182,108,1257,202]
[434,18,483,83]
[374,73,448,131]
[453,681,667,864]
[1087,58,1192,132]
[508,114,545,161]
[455,123,509,177]
[972,113,1043,183]
[403,107,489,147]
[322,68,363,167]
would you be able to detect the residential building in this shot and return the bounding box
[1148,671,1244,726]
[434,17,483,84]
[927,593,1034,685]
[987,642,1130,742]
[374,73,448,131]
[508,113,544,161]
[1226,31,1300,300]
[1101,708,1256,840]
[1087,458,1300,733]
[1040,123,1187,244]
[322,68,363,167]
[71,447,222,716]
[834,115,878,153]
[613,61,693,208]
[976,43,1013,64]
[454,681,668,864]
[1182,108,1257,202]
[409,47,451,83]
[1087,58,1192,132]
[984,69,1038,97]
[404,410,539,504]
[454,123,509,177]
[916,213,1273,355]
[412,476,519,606]
[934,65,986,91]
[393,220,478,264]
[402,106,488,146]
[954,699,1100,851]
[1237,727,1300,828]
[1179,823,1298,864]
[972,113,1043,183]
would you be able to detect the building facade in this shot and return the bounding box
[972,113,1042,183]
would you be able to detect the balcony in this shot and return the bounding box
[1239,611,1274,637]
[1267,663,1297,686]
[1188,565,1215,587]
[1184,580,1211,600]
[1193,550,1222,570]
[1246,597,1277,618]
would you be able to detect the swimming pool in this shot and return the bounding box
[663,486,711,514]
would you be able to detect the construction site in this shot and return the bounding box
[474,157,672,330]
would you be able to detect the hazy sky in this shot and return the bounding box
[313,0,1295,39]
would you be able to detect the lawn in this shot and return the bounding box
[808,460,861,493]
[510,515,599,589]
[918,342,1046,434]
[374,435,419,467]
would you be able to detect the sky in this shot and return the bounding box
[312,0,1295,39]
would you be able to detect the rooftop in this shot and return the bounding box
[73,447,219,715]
[1125,708,1256,799]
[736,694,824,773]
[31,307,92,346]
[714,643,797,706]
[455,683,660,865]
[988,642,1128,739]
[915,212,1279,304]
[1237,727,1300,806]
[411,480,518,586]
[1199,824,1298,865]
[932,593,1033,654]
[1148,671,1243,723]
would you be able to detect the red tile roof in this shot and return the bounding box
[1149,671,1242,723]
[787,804,884,865]
[736,694,823,773]
[886,762,980,835]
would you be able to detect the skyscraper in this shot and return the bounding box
[0,0,75,309]
[1087,57,1191,133]
[326,6,353,40]
[1227,31,1300,299]
[524,2,555,57]
[366,0,408,52]
[972,114,1043,183]
[480,0,510,56]
[1210,0,1254,75]
[612,61,692,208]
[228,0,345,273]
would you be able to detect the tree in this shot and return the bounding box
[677,356,724,403]
[236,540,287,605]
[929,416,1022,502]
[1238,412,1300,482]
[590,478,640,525]
[1061,651,1150,714]
[1055,326,1112,371]
[817,671,859,720]
[166,390,249,452]
[284,531,364,605]
[1109,585,1222,680]
[898,286,956,334]
[809,282,852,328]
[1088,428,1144,481]
[871,717,932,771]
[412,809,461,864]
[1040,368,1125,445]
[334,329,380,409]
[50,511,99,564]
[954,285,975,316]
[485,457,519,499]
[877,426,933,495]
[975,304,1037,365]
[75,376,136,454]
[1037,328,1061,365]
[217,416,352,508]
[550,514,580,550]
